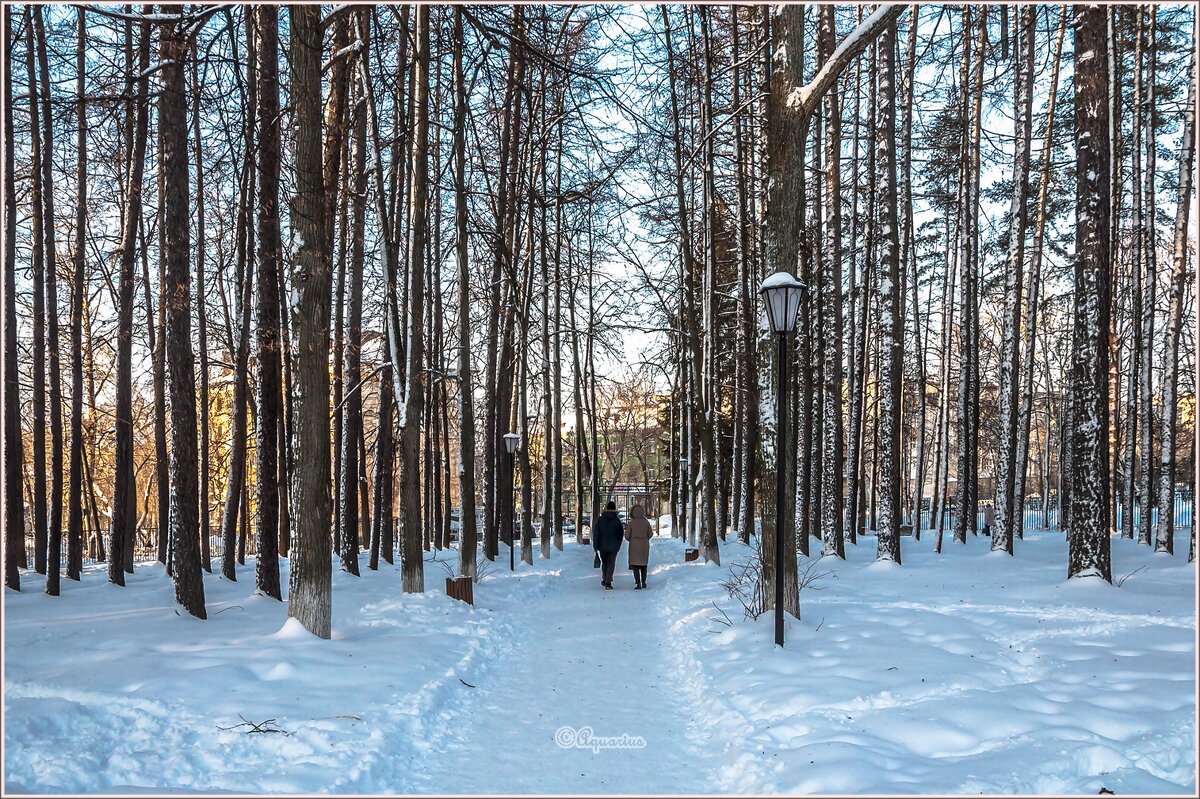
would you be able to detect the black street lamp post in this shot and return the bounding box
[759,271,804,648]
[504,432,520,572]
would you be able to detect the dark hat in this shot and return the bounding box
[605,500,617,510]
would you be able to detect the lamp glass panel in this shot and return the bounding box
[784,286,801,332]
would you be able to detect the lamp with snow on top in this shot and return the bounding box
[759,271,805,647]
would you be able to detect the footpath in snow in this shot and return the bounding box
[3,527,1196,795]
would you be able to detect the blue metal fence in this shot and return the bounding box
[904,486,1193,535]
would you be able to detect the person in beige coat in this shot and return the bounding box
[625,505,653,589]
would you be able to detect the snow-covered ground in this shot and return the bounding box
[3,529,1196,794]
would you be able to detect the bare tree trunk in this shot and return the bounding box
[1016,9,1066,548]
[933,208,958,554]
[3,4,22,591]
[698,6,720,565]
[875,16,903,566]
[1067,5,1113,583]
[483,8,526,561]
[733,7,756,547]
[1121,7,1145,542]
[819,4,845,560]
[1137,6,1159,548]
[24,7,47,578]
[399,5,430,594]
[763,3,804,619]
[160,7,206,618]
[994,5,1035,556]
[219,13,256,582]
[255,5,283,598]
[287,2,333,636]
[192,39,211,574]
[32,6,63,595]
[1157,44,1195,557]
[452,7,479,578]
[339,42,366,576]
[67,6,88,582]
[356,7,399,573]
[953,6,978,547]
[901,5,926,540]
[551,107,565,552]
[845,9,865,547]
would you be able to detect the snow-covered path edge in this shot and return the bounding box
[652,531,1196,795]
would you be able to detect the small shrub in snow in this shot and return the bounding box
[721,537,835,621]
[720,536,768,620]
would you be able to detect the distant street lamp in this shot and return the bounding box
[759,271,804,648]
[678,457,690,544]
[504,433,521,572]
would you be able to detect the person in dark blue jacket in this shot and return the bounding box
[592,501,624,589]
